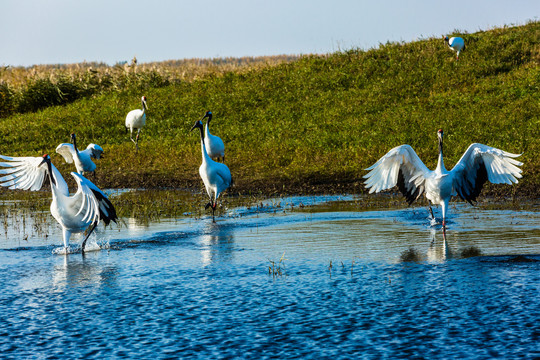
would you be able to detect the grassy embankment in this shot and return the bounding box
[0,22,538,204]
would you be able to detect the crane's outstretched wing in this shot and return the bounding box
[0,155,48,191]
[364,145,432,205]
[56,143,75,164]
[0,155,70,195]
[71,173,118,226]
[451,143,522,204]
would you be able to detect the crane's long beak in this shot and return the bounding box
[143,100,149,110]
[190,122,199,132]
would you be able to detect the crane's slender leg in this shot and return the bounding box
[135,129,141,151]
[441,200,449,231]
[81,221,98,253]
[428,206,435,221]
[62,228,71,253]
[129,127,139,151]
[205,200,216,222]
[129,128,137,144]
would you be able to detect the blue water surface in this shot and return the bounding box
[0,198,538,359]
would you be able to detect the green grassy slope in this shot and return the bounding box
[0,22,538,196]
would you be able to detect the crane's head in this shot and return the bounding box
[141,96,148,110]
[444,36,449,43]
[202,110,212,120]
[191,120,204,132]
[39,154,51,166]
[437,129,444,153]
[70,133,76,141]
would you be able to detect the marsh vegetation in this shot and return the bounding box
[0,22,538,200]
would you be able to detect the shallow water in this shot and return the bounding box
[0,195,539,359]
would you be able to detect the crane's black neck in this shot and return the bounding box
[436,134,446,172]
[72,135,79,153]
[45,158,57,187]
[198,124,205,143]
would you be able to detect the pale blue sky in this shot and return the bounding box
[1,0,538,66]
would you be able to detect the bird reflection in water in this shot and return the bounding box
[52,253,118,290]
[199,222,235,266]
[426,228,452,262]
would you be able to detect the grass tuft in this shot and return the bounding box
[400,247,423,263]
[460,246,483,258]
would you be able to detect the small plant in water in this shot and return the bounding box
[400,247,422,263]
[460,246,482,258]
[268,252,287,278]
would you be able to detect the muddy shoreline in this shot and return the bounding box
[1,173,537,212]
[94,171,539,201]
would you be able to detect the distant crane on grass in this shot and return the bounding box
[444,36,465,60]
[125,96,148,151]
[202,111,225,162]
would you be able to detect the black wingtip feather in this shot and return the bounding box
[91,189,118,225]
[456,159,488,205]
[397,169,420,206]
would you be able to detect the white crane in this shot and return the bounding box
[191,118,232,222]
[56,133,103,176]
[444,36,465,60]
[0,154,117,253]
[364,129,522,229]
[202,111,225,162]
[125,96,148,150]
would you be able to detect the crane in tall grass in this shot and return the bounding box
[0,154,117,253]
[191,118,232,222]
[364,129,522,230]
[202,111,225,162]
[444,36,465,60]
[56,133,103,177]
[125,96,148,151]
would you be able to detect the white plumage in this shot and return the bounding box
[0,154,117,252]
[202,111,225,161]
[191,119,232,222]
[125,96,148,150]
[364,129,522,228]
[56,133,103,175]
[444,36,465,59]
